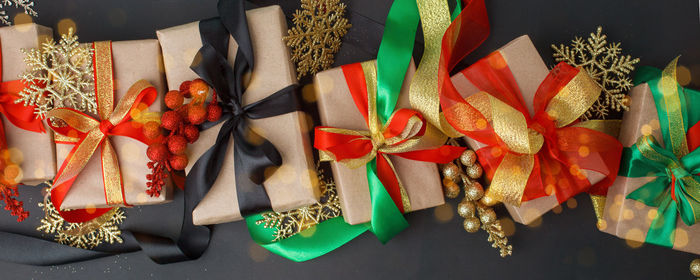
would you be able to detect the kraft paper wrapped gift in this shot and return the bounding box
[451,35,607,225]
[54,39,172,210]
[0,23,55,185]
[157,5,319,225]
[602,82,700,254]
[314,61,447,225]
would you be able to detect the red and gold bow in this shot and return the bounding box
[456,53,622,206]
[48,41,158,223]
[315,61,464,212]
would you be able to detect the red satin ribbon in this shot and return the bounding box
[315,62,464,213]
[0,39,46,151]
[459,58,622,203]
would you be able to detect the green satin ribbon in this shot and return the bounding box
[621,58,700,248]
[244,0,444,261]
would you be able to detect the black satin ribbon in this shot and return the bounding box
[186,0,300,217]
[0,181,205,265]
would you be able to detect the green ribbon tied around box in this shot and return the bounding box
[244,0,484,261]
[621,57,700,248]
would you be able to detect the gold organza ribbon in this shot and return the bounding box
[465,69,601,205]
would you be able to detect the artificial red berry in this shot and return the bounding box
[147,143,169,162]
[165,90,184,109]
[169,154,189,171]
[167,135,188,155]
[161,110,182,131]
[179,80,192,98]
[183,125,200,143]
[188,105,207,125]
[206,104,222,122]
[189,79,210,103]
[143,121,162,140]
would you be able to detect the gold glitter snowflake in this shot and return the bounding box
[17,27,96,120]
[552,26,639,120]
[37,194,125,250]
[0,0,37,26]
[284,0,351,79]
[256,165,341,241]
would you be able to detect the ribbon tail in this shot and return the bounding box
[645,195,677,248]
[245,216,369,262]
[233,119,280,217]
[366,158,408,243]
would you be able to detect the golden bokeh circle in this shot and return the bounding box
[433,202,454,223]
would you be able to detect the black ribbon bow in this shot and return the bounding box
[185,0,300,219]
[0,0,297,266]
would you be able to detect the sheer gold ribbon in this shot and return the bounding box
[409,0,462,137]
[465,70,601,206]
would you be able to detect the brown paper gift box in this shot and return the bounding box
[314,61,446,225]
[601,83,700,253]
[0,23,56,185]
[157,5,319,225]
[54,39,172,210]
[451,35,606,225]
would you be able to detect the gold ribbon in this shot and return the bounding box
[319,61,448,211]
[49,41,154,206]
[409,0,463,138]
[465,68,601,205]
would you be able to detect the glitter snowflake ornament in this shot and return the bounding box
[17,27,96,121]
[284,0,351,79]
[552,26,639,120]
[0,0,37,26]
[256,166,341,241]
[37,192,125,250]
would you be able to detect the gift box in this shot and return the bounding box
[602,60,700,253]
[53,39,172,210]
[451,35,619,225]
[314,61,451,225]
[0,23,55,185]
[157,5,319,225]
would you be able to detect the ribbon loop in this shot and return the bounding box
[459,54,620,206]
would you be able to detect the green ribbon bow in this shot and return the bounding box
[621,58,700,248]
[243,0,467,261]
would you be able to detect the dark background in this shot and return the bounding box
[1,0,699,279]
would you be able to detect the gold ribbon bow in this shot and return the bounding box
[465,63,601,206]
[49,41,156,206]
[317,61,449,211]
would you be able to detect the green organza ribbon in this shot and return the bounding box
[621,58,700,247]
[244,0,435,261]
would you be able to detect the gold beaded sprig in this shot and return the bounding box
[441,139,512,258]
[690,259,700,278]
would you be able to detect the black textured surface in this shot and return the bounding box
[1,0,699,279]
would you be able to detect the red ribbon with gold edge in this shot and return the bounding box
[454,52,622,206]
[315,62,464,213]
[47,41,158,223]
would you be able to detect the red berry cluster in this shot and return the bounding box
[144,79,222,196]
[0,185,28,222]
